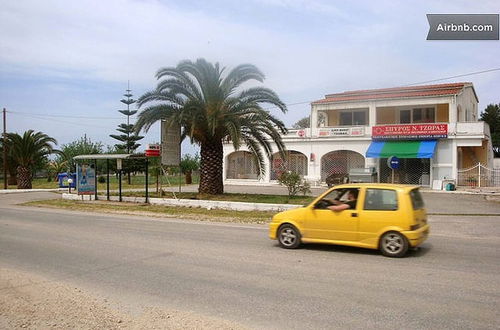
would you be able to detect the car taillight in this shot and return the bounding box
[410,224,420,231]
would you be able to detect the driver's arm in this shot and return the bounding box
[327,198,341,205]
[327,203,350,212]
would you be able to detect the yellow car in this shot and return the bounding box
[269,183,429,257]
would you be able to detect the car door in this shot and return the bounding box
[357,188,400,243]
[304,188,360,242]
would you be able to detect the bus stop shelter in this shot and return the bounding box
[73,154,149,203]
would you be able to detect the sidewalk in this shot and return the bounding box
[0,188,66,194]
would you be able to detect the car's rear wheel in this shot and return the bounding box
[379,231,408,257]
[278,224,301,249]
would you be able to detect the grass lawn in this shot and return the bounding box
[23,199,276,224]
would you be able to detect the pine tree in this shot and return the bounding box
[110,83,144,183]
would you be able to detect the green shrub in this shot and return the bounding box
[278,171,311,198]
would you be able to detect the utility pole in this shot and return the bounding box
[3,108,7,189]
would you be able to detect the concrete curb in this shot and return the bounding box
[0,188,66,194]
[61,193,301,212]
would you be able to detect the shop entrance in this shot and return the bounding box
[379,158,431,185]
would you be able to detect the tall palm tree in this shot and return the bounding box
[5,130,58,189]
[136,59,288,194]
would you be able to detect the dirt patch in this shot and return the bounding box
[0,267,247,329]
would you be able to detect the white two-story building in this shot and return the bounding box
[223,82,494,187]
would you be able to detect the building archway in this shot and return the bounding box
[270,151,308,180]
[226,151,259,179]
[321,150,365,182]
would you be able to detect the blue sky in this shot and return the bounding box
[1,0,499,155]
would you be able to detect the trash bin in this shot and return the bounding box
[445,183,456,191]
[57,173,76,188]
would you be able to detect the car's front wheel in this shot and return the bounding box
[277,224,301,249]
[379,231,408,257]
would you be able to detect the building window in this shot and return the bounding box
[413,108,435,123]
[400,110,411,124]
[399,107,435,124]
[339,110,367,126]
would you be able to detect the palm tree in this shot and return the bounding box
[5,130,59,189]
[48,159,68,181]
[136,59,288,194]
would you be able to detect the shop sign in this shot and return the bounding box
[318,127,365,137]
[372,124,447,140]
[145,144,161,157]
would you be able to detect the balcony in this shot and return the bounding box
[283,128,311,139]
[284,126,367,139]
[282,122,489,141]
[453,122,490,137]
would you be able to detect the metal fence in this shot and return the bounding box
[226,151,259,180]
[321,150,365,182]
[270,151,308,180]
[378,158,431,185]
[457,163,500,187]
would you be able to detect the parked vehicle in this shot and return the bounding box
[269,183,429,257]
[325,173,348,187]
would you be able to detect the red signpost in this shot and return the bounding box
[145,144,161,157]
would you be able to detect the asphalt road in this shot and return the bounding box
[1,192,499,329]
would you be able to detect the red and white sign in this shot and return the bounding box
[297,130,306,138]
[145,144,161,157]
[372,124,448,140]
[318,127,365,137]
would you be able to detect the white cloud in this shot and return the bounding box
[1,0,499,145]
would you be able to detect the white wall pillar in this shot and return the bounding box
[449,98,458,124]
[451,139,458,181]
[310,106,318,137]
[365,157,377,168]
[262,156,271,183]
[368,103,376,127]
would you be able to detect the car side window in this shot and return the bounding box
[315,188,359,210]
[364,189,398,211]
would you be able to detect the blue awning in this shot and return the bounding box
[366,140,437,158]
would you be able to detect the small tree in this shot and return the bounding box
[180,154,200,184]
[278,171,311,199]
[47,159,68,181]
[110,85,144,183]
[292,116,310,129]
[480,103,500,156]
[57,136,104,172]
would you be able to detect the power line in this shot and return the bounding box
[8,110,128,120]
[403,68,500,86]
[5,67,500,119]
[271,67,500,110]
[9,112,112,129]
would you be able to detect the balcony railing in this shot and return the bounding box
[453,122,489,137]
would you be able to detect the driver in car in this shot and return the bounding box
[327,189,358,212]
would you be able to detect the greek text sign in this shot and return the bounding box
[161,121,181,166]
[427,14,499,40]
[318,127,365,137]
[372,124,447,140]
